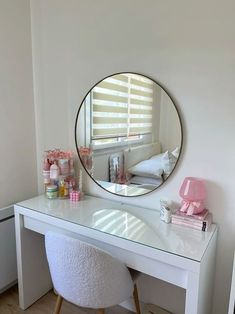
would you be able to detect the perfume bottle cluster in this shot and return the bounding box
[43,149,78,200]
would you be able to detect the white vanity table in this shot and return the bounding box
[14,194,217,314]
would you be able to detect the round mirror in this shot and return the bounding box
[75,72,182,197]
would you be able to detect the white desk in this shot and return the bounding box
[14,195,217,314]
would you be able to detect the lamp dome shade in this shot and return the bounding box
[179,177,207,201]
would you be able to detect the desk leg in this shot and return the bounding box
[185,272,200,314]
[15,211,52,309]
[185,230,217,314]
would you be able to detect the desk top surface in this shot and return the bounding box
[16,194,217,262]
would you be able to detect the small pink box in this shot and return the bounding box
[70,191,80,202]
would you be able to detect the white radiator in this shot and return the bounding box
[0,205,17,293]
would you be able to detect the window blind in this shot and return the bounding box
[91,73,154,140]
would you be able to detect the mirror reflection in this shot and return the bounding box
[75,73,182,196]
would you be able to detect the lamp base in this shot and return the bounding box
[180,200,205,215]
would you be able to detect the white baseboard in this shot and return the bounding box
[0,280,17,294]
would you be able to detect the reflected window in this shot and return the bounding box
[90,73,154,146]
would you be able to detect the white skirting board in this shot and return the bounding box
[0,205,17,293]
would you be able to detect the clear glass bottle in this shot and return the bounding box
[64,182,69,198]
[160,199,172,223]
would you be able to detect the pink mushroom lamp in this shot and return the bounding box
[179,177,207,215]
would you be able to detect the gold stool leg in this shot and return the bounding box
[54,295,63,314]
[133,283,141,314]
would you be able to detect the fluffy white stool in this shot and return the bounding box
[45,232,141,314]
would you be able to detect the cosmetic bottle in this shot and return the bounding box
[160,199,167,221]
[160,199,172,223]
[163,206,171,223]
[43,158,51,171]
[64,182,69,198]
[68,182,73,194]
[58,179,65,198]
[50,161,60,180]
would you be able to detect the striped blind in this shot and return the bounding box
[91,73,154,140]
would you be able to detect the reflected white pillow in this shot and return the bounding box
[172,147,180,158]
[161,151,177,176]
[150,153,164,161]
[128,159,163,179]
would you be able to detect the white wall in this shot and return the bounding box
[0,0,37,208]
[30,1,235,313]
[159,89,182,152]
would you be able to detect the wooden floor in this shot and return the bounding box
[0,285,133,314]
